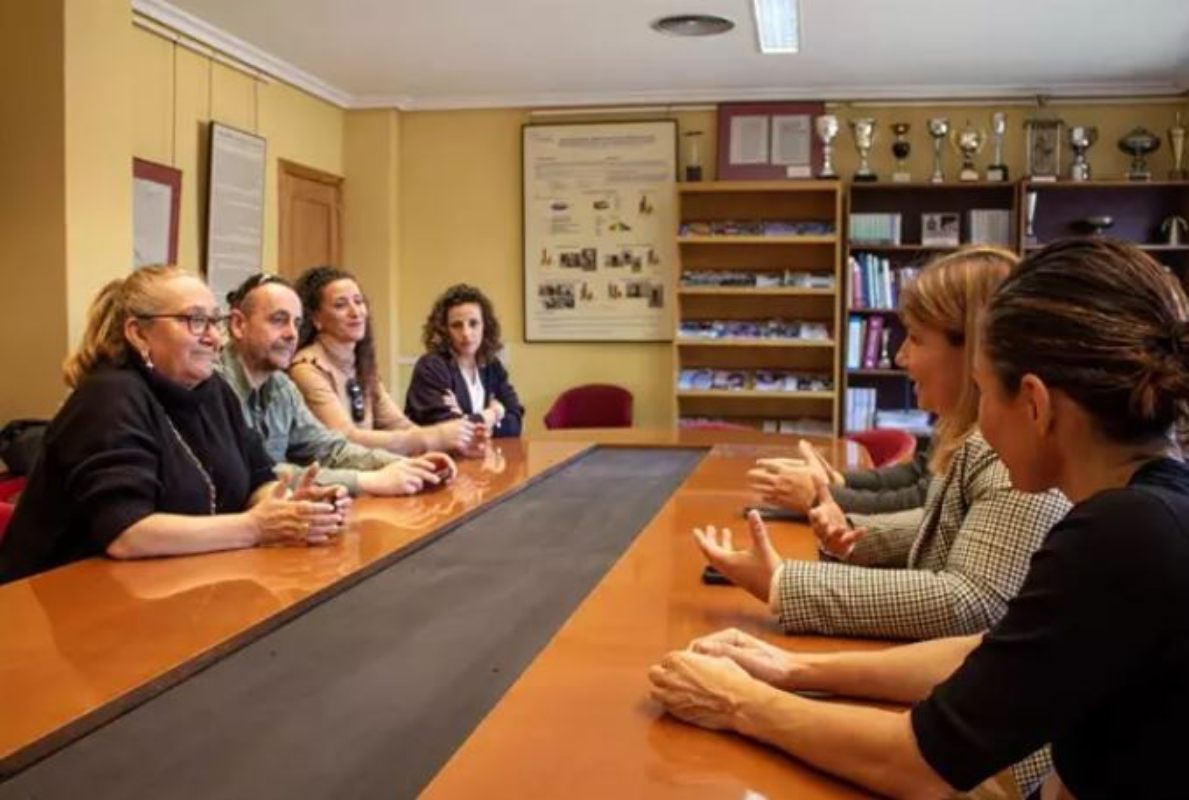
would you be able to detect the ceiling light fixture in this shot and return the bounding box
[752,0,800,53]
[651,14,735,37]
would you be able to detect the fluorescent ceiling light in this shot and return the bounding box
[752,0,800,53]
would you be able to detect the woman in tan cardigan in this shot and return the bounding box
[289,266,478,457]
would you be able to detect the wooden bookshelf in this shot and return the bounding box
[674,180,844,433]
[842,182,1018,434]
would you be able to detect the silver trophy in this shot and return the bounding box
[927,117,950,183]
[1068,125,1098,182]
[815,114,840,179]
[891,123,912,182]
[850,117,878,182]
[877,328,893,369]
[1025,190,1039,243]
[1118,126,1161,181]
[1169,112,1187,180]
[986,112,1008,181]
[951,120,987,182]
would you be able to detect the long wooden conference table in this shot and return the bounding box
[1,430,883,798]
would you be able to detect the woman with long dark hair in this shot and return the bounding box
[289,266,477,455]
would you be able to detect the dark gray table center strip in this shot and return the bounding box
[1,447,704,800]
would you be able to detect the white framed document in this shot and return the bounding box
[522,120,677,342]
[206,122,267,307]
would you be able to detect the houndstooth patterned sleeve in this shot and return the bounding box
[774,437,1071,640]
[841,506,928,567]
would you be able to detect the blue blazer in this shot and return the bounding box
[404,352,523,438]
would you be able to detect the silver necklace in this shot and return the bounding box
[164,416,217,515]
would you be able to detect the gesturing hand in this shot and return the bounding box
[796,439,844,486]
[806,473,865,559]
[648,649,755,731]
[747,459,816,513]
[290,464,352,524]
[692,510,782,603]
[250,471,342,546]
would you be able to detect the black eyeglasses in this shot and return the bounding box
[138,313,228,336]
[345,377,366,423]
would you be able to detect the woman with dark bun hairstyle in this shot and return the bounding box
[649,239,1189,800]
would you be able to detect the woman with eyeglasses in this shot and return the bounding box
[405,284,524,439]
[289,267,479,456]
[0,266,348,584]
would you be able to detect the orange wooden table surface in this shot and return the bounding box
[424,439,885,800]
[1,430,876,791]
[0,439,588,774]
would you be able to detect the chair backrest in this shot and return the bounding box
[543,384,633,429]
[0,502,13,544]
[0,476,27,503]
[846,428,918,468]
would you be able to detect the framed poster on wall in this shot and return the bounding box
[523,120,677,342]
[132,157,181,267]
[206,122,267,307]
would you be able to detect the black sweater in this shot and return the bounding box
[0,361,274,583]
[404,352,523,437]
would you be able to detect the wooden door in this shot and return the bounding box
[278,160,343,280]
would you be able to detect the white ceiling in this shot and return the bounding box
[138,0,1189,109]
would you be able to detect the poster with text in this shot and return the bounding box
[523,121,677,341]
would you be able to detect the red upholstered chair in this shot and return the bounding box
[0,502,13,543]
[845,428,917,468]
[543,384,633,429]
[0,476,25,543]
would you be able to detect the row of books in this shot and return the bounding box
[849,213,903,245]
[678,369,834,393]
[679,417,834,436]
[678,319,831,341]
[846,315,896,370]
[681,270,836,289]
[967,209,1013,247]
[848,255,920,310]
[845,388,933,435]
[679,219,835,237]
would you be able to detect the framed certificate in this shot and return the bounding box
[132,158,182,267]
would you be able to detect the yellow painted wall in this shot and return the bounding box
[343,110,402,385]
[0,0,69,420]
[64,0,133,348]
[129,23,344,276]
[397,108,716,432]
[395,102,1187,434]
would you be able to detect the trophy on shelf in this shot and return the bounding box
[891,123,912,182]
[850,117,878,182]
[1024,190,1039,244]
[986,112,1009,182]
[877,328,893,370]
[1025,116,1064,181]
[951,120,987,182]
[1161,215,1188,246]
[683,130,704,182]
[815,114,840,179]
[1068,125,1098,182]
[1169,113,1187,180]
[927,117,950,183]
[1117,126,1161,181]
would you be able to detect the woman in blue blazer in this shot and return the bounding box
[405,284,523,439]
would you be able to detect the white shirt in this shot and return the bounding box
[459,364,485,417]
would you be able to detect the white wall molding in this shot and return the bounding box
[132,0,354,107]
[132,1,1189,113]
